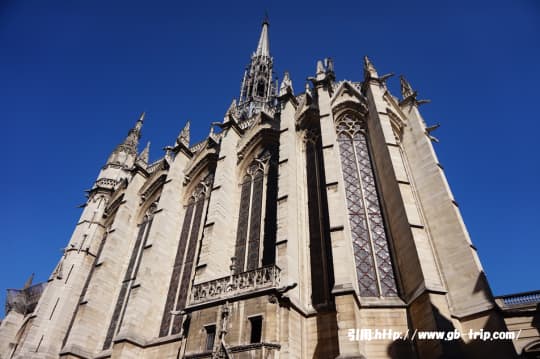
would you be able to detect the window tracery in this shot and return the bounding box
[160,173,213,337]
[234,148,277,274]
[104,200,159,348]
[304,128,334,308]
[336,115,398,297]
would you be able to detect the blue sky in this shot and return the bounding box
[1,0,539,311]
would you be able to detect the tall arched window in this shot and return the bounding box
[304,128,334,308]
[234,148,277,273]
[104,201,159,348]
[160,173,213,337]
[336,115,398,297]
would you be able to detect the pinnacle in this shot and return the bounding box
[400,75,415,99]
[279,71,294,96]
[137,141,151,164]
[177,121,191,147]
[363,55,378,78]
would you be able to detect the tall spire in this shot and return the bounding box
[237,17,276,118]
[256,16,270,57]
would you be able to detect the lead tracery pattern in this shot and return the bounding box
[336,115,398,297]
[234,151,272,274]
[159,173,213,337]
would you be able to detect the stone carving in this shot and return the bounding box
[279,71,293,97]
[191,265,280,305]
[95,178,118,190]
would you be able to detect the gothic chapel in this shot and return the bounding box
[0,19,518,359]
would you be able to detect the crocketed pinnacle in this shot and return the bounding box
[137,141,150,164]
[177,121,190,147]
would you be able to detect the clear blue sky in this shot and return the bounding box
[1,0,539,311]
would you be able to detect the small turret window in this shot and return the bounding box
[256,81,266,98]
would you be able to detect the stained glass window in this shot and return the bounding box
[160,175,213,337]
[305,129,334,308]
[104,202,158,348]
[234,151,276,273]
[336,115,398,297]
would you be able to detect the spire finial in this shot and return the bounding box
[177,121,190,147]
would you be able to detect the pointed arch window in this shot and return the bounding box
[304,128,334,308]
[336,115,398,297]
[104,201,158,348]
[234,149,277,273]
[160,174,213,337]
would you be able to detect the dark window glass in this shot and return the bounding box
[249,316,263,343]
[205,325,216,351]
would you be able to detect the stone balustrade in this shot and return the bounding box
[190,265,280,305]
[496,290,540,307]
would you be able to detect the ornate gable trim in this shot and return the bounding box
[139,172,167,203]
[237,126,279,165]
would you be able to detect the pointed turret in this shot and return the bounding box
[96,112,146,187]
[107,112,145,163]
[176,121,190,147]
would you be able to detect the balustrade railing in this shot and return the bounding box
[497,290,540,307]
[190,265,280,305]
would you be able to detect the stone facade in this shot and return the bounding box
[0,20,525,358]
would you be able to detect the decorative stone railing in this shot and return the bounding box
[189,140,207,154]
[147,159,166,174]
[190,265,281,305]
[94,178,118,189]
[497,290,540,307]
